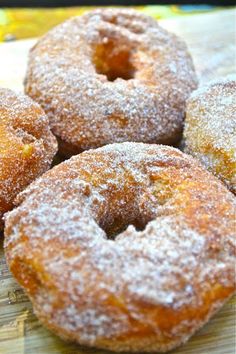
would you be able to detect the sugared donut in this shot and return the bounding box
[184,76,236,193]
[5,142,235,353]
[0,88,57,229]
[25,8,197,156]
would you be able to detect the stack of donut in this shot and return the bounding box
[2,8,235,354]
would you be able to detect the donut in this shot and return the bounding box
[25,8,197,156]
[5,142,235,353]
[184,76,236,194]
[0,88,57,229]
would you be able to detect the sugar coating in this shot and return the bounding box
[184,75,236,193]
[0,88,57,229]
[4,142,235,352]
[25,8,197,155]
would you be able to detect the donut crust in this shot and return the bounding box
[5,143,235,352]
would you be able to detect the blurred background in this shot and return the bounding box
[1,1,235,5]
[0,1,235,41]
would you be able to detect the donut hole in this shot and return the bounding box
[93,40,135,81]
[99,207,154,240]
[104,219,147,240]
[103,16,145,34]
[13,128,36,144]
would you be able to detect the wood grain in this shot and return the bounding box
[0,9,235,354]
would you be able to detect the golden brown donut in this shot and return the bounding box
[25,8,197,156]
[4,142,235,353]
[184,76,236,193]
[0,88,57,229]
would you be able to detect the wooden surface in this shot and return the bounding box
[0,9,236,354]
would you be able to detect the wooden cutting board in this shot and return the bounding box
[0,9,235,354]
